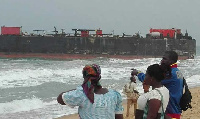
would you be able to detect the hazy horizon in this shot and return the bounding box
[0,0,199,45]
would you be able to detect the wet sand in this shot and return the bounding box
[55,87,200,119]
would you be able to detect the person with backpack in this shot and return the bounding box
[132,51,184,119]
[123,74,139,117]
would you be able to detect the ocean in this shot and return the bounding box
[0,46,200,119]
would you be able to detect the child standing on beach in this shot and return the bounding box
[123,74,139,117]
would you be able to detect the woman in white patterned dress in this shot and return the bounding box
[57,64,123,119]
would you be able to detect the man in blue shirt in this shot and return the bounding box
[132,51,183,119]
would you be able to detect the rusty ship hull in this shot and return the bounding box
[0,35,196,60]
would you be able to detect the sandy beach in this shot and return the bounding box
[55,87,200,119]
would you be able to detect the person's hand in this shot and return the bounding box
[134,90,139,94]
[131,68,138,76]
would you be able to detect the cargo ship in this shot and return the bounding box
[0,26,196,60]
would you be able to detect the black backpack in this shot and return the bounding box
[179,78,192,111]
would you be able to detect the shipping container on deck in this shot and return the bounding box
[96,30,102,37]
[1,26,21,35]
[81,31,89,37]
[150,28,181,39]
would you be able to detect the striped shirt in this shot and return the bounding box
[62,86,124,119]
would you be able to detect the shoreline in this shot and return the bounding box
[54,86,200,119]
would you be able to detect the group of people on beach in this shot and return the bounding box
[57,51,184,119]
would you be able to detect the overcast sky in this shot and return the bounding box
[0,0,199,46]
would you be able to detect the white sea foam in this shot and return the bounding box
[0,54,200,118]
[0,67,83,88]
[0,97,44,114]
[187,75,200,87]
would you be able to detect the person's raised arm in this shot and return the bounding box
[57,89,76,105]
[57,92,65,105]
[131,68,145,82]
